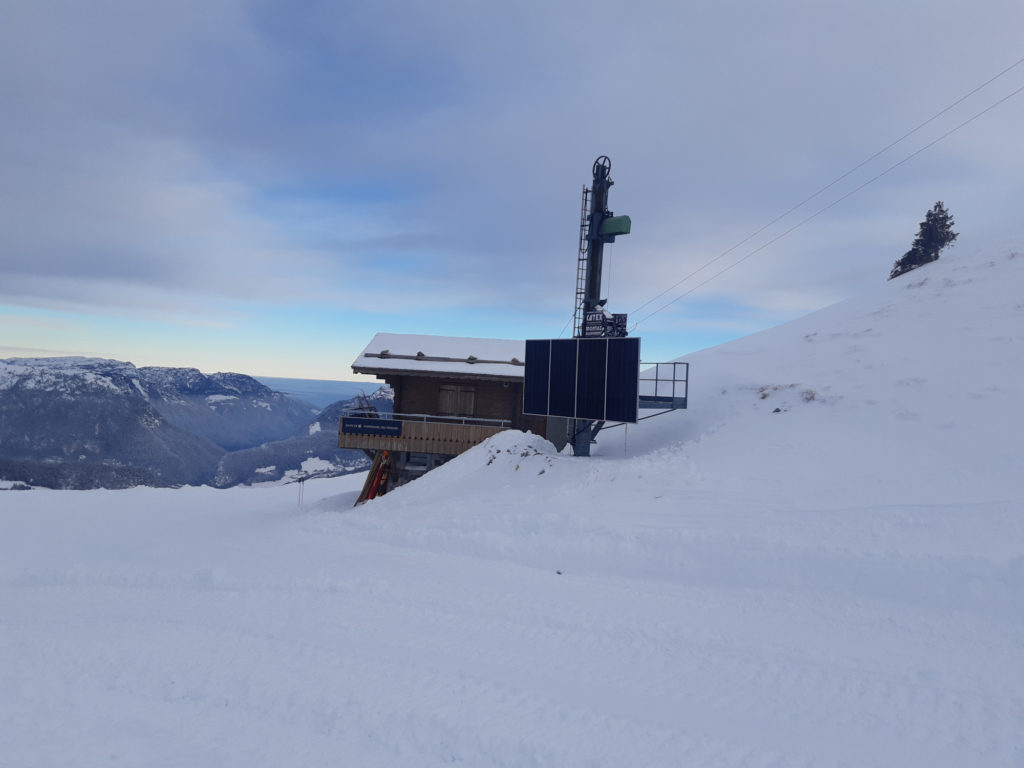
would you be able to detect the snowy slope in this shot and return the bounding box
[2,245,1023,767]
[621,243,1024,506]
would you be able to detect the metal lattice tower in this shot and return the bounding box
[573,185,592,338]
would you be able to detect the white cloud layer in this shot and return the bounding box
[2,0,1022,374]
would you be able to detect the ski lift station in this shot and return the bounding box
[339,156,689,502]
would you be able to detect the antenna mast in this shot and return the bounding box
[569,156,632,455]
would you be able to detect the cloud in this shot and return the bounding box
[1,0,1022,375]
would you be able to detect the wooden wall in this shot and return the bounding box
[387,376,516,423]
[373,373,555,442]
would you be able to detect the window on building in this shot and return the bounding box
[439,384,475,417]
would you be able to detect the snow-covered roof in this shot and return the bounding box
[351,333,526,380]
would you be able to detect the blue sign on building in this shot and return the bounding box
[341,417,403,437]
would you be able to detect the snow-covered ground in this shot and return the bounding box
[3,245,1023,767]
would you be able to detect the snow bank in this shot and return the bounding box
[619,245,1024,506]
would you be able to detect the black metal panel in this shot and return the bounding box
[524,337,640,423]
[605,336,640,422]
[548,339,578,418]
[575,338,608,420]
[523,340,550,416]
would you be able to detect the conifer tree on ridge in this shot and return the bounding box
[889,201,959,280]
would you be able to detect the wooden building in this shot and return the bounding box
[339,333,566,497]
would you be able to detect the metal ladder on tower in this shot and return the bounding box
[573,185,592,338]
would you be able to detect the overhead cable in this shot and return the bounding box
[631,80,1024,329]
[629,55,1024,319]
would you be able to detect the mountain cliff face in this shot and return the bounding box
[136,367,315,451]
[0,358,224,488]
[0,358,334,489]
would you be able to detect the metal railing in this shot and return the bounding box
[342,409,511,429]
[639,361,689,404]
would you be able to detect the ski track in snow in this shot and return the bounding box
[3,246,1024,766]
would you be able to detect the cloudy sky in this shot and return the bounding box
[2,1,1022,380]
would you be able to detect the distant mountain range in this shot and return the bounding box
[253,377,371,409]
[0,357,392,490]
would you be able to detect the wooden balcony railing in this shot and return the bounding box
[338,412,509,455]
